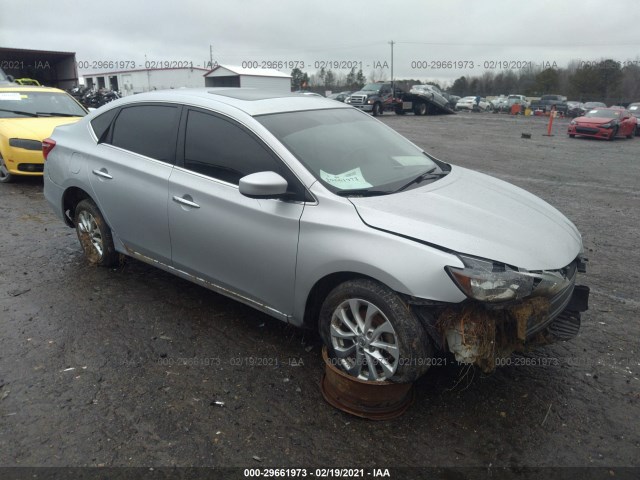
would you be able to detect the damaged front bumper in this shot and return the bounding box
[413,262,590,372]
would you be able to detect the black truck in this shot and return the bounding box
[530,94,569,115]
[346,82,455,116]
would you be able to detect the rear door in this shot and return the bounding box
[168,108,305,317]
[87,103,180,263]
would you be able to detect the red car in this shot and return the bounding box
[568,107,637,140]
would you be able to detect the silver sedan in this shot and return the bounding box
[43,88,589,383]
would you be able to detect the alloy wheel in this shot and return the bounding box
[77,210,104,258]
[329,298,400,381]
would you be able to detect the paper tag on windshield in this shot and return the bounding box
[320,167,373,189]
[0,93,23,101]
[392,155,431,167]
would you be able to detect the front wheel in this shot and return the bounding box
[0,154,14,183]
[608,127,618,141]
[372,103,382,116]
[74,199,119,267]
[319,279,433,383]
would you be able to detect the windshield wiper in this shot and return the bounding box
[334,189,389,197]
[393,168,449,193]
[0,108,39,117]
[36,112,81,117]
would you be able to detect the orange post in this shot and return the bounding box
[544,108,556,136]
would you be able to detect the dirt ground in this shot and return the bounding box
[0,111,638,477]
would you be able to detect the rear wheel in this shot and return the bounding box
[413,102,427,116]
[569,134,575,138]
[319,279,433,383]
[0,154,14,184]
[74,199,119,267]
[372,103,381,116]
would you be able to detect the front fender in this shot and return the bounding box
[291,190,466,326]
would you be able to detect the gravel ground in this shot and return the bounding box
[0,111,638,477]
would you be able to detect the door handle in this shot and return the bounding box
[92,168,113,180]
[172,195,200,209]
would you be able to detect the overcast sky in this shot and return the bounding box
[2,0,639,86]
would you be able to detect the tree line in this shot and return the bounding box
[448,59,640,104]
[291,58,640,104]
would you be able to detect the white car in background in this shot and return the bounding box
[456,96,492,111]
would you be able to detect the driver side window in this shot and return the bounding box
[183,109,308,200]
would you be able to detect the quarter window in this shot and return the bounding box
[183,110,281,185]
[90,107,119,142]
[110,105,180,163]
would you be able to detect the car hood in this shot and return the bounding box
[349,166,582,270]
[0,117,81,140]
[574,116,616,125]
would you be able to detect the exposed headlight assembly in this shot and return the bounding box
[446,254,571,303]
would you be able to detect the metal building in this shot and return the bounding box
[82,67,208,96]
[204,65,291,92]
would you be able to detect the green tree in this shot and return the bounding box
[450,76,468,96]
[290,68,305,90]
[346,67,356,89]
[355,69,366,89]
[324,69,336,89]
[534,68,559,94]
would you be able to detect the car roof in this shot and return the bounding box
[0,85,66,94]
[98,88,352,116]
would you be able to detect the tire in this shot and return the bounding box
[319,279,433,383]
[372,103,382,116]
[0,153,14,184]
[74,199,119,267]
[413,102,427,116]
[569,134,575,138]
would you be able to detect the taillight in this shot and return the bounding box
[42,138,56,160]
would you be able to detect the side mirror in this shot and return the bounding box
[239,171,288,199]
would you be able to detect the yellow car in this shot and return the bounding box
[0,85,87,183]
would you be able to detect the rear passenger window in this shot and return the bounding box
[110,105,180,163]
[90,108,119,142]
[184,110,281,185]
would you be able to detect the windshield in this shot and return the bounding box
[361,83,382,92]
[0,90,87,118]
[257,108,447,194]
[584,109,621,119]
